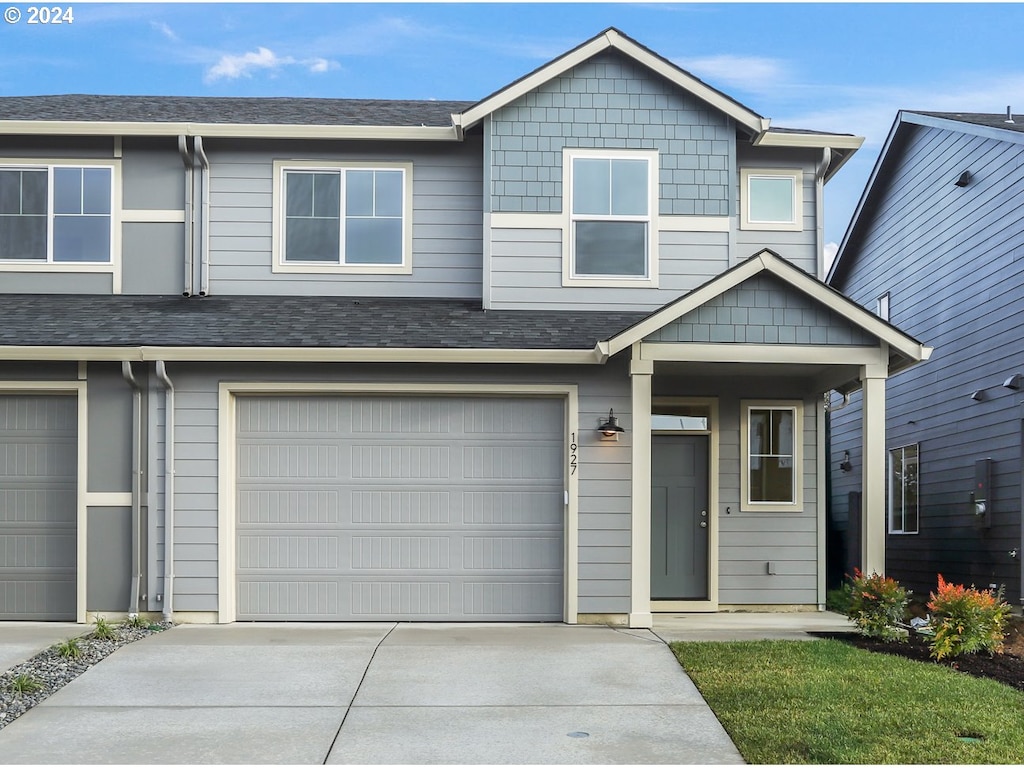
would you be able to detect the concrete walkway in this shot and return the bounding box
[0,622,744,765]
[653,610,853,642]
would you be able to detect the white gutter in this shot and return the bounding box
[815,148,832,280]
[194,136,211,296]
[177,136,194,297]
[121,361,143,617]
[154,361,175,622]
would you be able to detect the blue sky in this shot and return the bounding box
[3,2,1023,252]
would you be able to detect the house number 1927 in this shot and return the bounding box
[569,432,577,475]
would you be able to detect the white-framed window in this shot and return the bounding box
[562,148,659,286]
[889,444,919,534]
[740,401,803,511]
[0,164,114,263]
[877,292,890,321]
[273,161,412,274]
[740,168,803,232]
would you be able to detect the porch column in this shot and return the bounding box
[629,347,654,628]
[861,360,888,575]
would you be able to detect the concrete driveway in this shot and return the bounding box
[0,623,742,765]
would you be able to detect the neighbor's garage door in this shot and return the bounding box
[0,395,77,620]
[235,395,565,621]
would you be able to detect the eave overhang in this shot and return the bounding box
[0,121,461,141]
[0,346,605,364]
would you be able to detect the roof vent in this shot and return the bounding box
[1005,106,1015,124]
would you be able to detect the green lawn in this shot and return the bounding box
[671,639,1024,764]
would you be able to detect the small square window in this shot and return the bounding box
[740,168,803,232]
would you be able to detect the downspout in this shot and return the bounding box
[194,136,211,296]
[177,136,194,297]
[155,361,175,622]
[815,148,832,281]
[121,362,142,617]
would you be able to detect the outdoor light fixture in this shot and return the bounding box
[1003,374,1022,391]
[954,170,972,187]
[971,390,985,402]
[839,451,852,473]
[597,409,625,441]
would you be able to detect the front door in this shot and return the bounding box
[651,434,709,600]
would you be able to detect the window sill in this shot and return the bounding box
[739,502,804,513]
[0,262,114,271]
[273,262,413,276]
[562,276,659,289]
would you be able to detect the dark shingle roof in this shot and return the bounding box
[914,111,1024,135]
[0,95,473,127]
[0,295,646,350]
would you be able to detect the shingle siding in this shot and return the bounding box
[489,51,732,216]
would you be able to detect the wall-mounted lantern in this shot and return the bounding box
[597,409,625,441]
[839,450,852,473]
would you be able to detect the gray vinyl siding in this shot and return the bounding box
[121,137,186,211]
[0,273,114,294]
[489,51,731,216]
[488,227,731,311]
[830,121,1024,603]
[86,505,131,612]
[204,138,483,298]
[152,360,631,616]
[735,145,819,275]
[86,363,133,493]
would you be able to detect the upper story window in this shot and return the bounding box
[563,148,659,287]
[740,168,803,232]
[740,401,804,511]
[876,292,890,321]
[273,161,412,274]
[0,165,113,263]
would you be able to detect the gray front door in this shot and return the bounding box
[651,434,709,600]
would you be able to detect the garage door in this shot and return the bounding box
[235,395,565,621]
[0,395,77,620]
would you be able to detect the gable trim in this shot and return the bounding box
[602,250,931,364]
[455,28,768,136]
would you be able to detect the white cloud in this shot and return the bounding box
[205,47,290,82]
[151,21,179,43]
[675,54,788,92]
[824,242,839,272]
[306,58,338,74]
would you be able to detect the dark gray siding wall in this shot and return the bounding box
[151,360,632,616]
[830,123,1024,603]
[648,274,877,345]
[489,51,731,216]
[206,138,483,298]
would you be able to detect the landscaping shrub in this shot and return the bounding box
[927,574,1010,660]
[826,579,854,615]
[848,568,909,641]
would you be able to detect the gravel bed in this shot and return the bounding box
[0,620,174,731]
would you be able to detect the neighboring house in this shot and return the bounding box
[828,110,1024,605]
[0,29,928,626]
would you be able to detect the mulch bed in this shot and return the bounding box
[812,630,1024,692]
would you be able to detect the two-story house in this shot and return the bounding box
[829,110,1024,605]
[0,29,928,626]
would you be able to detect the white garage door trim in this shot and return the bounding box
[0,381,88,623]
[217,382,579,624]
